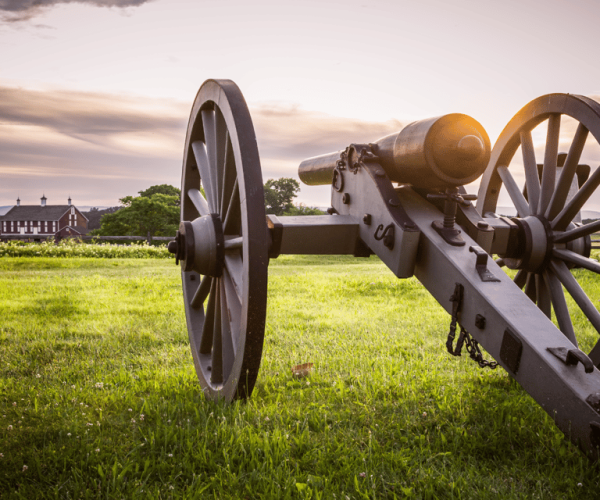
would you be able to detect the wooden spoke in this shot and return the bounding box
[524,272,536,302]
[553,248,600,274]
[187,188,210,217]
[550,259,600,334]
[224,253,244,303]
[192,140,217,213]
[220,133,236,219]
[223,180,241,235]
[191,275,212,310]
[546,123,589,220]
[552,166,600,231]
[543,270,577,346]
[199,279,217,354]
[210,280,223,384]
[224,236,243,251]
[520,130,540,215]
[497,166,531,217]
[221,266,241,357]
[538,114,561,215]
[220,280,236,379]
[214,111,228,213]
[201,109,220,210]
[553,219,600,244]
[514,269,527,289]
[536,274,551,318]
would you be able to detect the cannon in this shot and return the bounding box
[168,80,600,459]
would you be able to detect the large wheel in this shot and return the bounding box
[477,93,600,365]
[170,80,269,401]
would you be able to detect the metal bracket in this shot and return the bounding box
[432,220,465,246]
[469,246,500,282]
[548,347,595,374]
[338,144,379,175]
[374,223,395,249]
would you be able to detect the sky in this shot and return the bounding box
[1,0,600,210]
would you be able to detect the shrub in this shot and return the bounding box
[0,239,173,259]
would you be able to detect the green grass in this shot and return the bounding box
[0,256,599,498]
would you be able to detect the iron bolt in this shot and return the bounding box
[388,198,399,207]
[477,221,490,229]
[363,214,372,225]
[342,193,350,204]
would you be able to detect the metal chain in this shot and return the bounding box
[461,327,499,369]
[446,282,498,369]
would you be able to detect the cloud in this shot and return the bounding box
[0,0,151,23]
[251,103,404,178]
[0,86,187,148]
[0,84,407,206]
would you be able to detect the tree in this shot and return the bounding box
[138,184,181,206]
[264,178,300,216]
[92,191,180,242]
[283,203,325,216]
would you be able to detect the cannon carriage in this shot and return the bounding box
[168,80,600,459]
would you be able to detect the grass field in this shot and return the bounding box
[0,256,599,498]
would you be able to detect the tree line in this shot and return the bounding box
[93,178,324,240]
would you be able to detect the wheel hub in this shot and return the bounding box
[168,214,224,276]
[505,216,591,273]
[505,216,552,273]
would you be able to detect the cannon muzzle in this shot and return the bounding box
[298,114,490,189]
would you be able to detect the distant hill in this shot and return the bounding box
[497,206,600,219]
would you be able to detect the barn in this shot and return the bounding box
[0,196,89,239]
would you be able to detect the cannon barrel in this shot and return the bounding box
[298,114,491,189]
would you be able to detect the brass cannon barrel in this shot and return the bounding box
[298,114,490,189]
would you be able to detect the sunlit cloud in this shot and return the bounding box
[252,103,404,181]
[5,84,595,209]
[0,0,151,23]
[0,85,407,207]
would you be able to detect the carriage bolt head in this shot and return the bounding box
[342,193,350,204]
